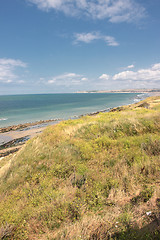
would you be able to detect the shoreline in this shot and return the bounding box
[0,92,145,130]
[0,118,62,133]
[0,92,159,157]
[0,92,149,133]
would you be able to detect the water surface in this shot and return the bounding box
[0,93,144,127]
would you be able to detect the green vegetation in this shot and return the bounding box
[0,96,160,239]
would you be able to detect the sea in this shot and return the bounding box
[0,93,147,127]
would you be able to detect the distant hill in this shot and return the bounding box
[76,88,160,93]
[0,96,160,240]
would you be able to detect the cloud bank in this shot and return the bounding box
[48,72,88,86]
[113,63,160,82]
[28,0,145,23]
[43,63,160,90]
[96,63,160,89]
[0,58,27,83]
[74,32,119,46]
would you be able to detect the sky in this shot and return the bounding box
[0,0,160,94]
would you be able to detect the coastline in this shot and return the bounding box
[0,118,61,133]
[0,92,159,157]
[0,92,148,132]
[0,92,144,129]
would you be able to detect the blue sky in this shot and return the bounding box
[0,0,160,94]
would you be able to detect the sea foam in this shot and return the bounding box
[0,118,8,121]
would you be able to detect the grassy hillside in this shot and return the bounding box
[0,96,160,240]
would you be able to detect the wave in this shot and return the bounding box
[0,118,8,121]
[133,93,148,103]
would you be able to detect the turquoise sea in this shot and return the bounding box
[0,93,146,127]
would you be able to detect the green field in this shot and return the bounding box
[0,96,160,240]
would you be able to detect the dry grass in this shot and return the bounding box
[0,96,160,239]
[0,223,14,239]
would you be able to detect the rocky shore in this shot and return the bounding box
[0,118,61,133]
[0,120,60,157]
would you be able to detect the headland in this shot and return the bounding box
[0,95,160,239]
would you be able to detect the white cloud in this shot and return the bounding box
[99,74,110,80]
[120,64,135,70]
[0,59,26,67]
[152,63,160,70]
[48,72,87,86]
[28,0,145,23]
[113,63,160,82]
[42,63,160,91]
[74,32,100,44]
[0,58,27,83]
[74,32,119,46]
[65,73,78,77]
[113,70,136,80]
[81,77,88,81]
[104,36,119,46]
[126,64,135,69]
